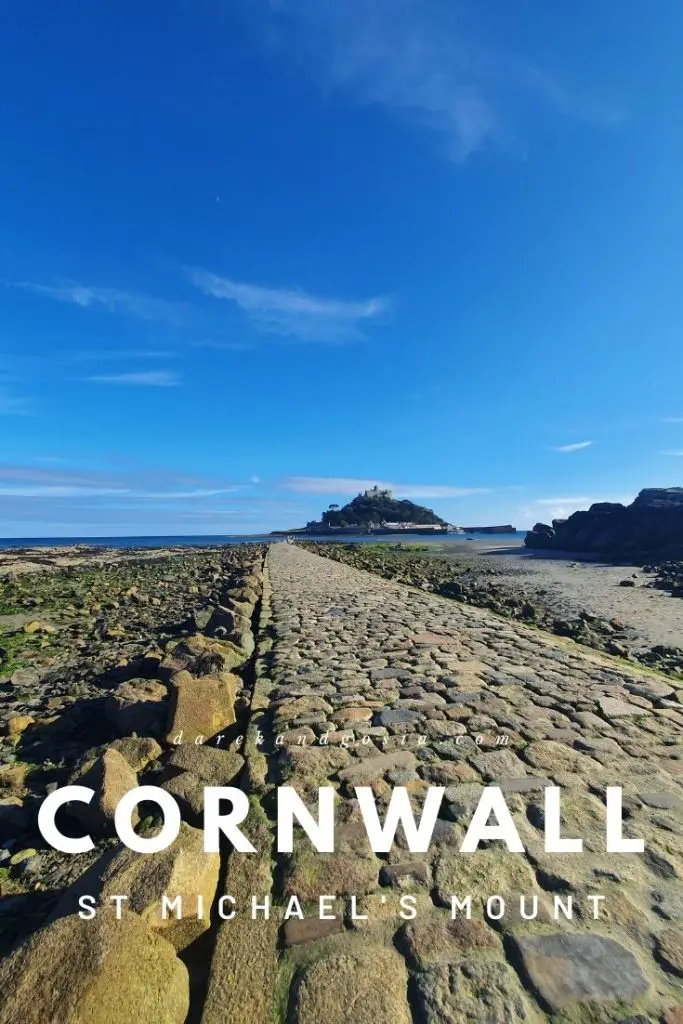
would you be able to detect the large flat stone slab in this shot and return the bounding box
[512,933,650,1011]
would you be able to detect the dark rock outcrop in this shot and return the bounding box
[525,488,683,560]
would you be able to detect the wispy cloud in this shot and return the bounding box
[134,489,242,499]
[280,476,489,498]
[0,486,128,498]
[551,441,593,453]
[0,484,243,500]
[188,269,386,343]
[661,450,683,457]
[661,417,683,424]
[0,462,252,503]
[0,461,268,535]
[3,279,184,325]
[5,271,386,346]
[87,371,180,387]
[0,466,113,486]
[240,0,621,162]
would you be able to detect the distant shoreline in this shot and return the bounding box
[0,530,529,551]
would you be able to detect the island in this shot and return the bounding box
[271,486,451,535]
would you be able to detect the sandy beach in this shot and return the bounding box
[442,540,683,653]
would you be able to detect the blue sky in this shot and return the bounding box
[1,1,683,536]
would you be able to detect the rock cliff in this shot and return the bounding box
[525,488,683,559]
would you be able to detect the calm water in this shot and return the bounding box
[0,531,528,550]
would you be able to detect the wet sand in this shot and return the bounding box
[455,544,682,653]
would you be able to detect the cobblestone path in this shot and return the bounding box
[204,543,683,1024]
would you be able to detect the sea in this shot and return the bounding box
[0,531,528,550]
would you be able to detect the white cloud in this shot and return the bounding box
[280,476,489,498]
[87,371,179,387]
[551,441,593,453]
[188,269,386,343]
[661,450,683,457]
[239,0,621,162]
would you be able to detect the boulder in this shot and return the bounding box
[110,736,163,771]
[205,604,251,637]
[159,771,207,825]
[158,634,247,680]
[189,605,214,631]
[525,488,683,560]
[165,670,237,744]
[229,584,260,606]
[0,761,30,796]
[51,822,219,952]
[241,572,263,598]
[4,714,35,737]
[524,522,555,550]
[68,748,139,834]
[230,626,255,657]
[104,678,167,736]
[0,910,189,1024]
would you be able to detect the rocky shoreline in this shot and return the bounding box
[0,544,266,966]
[300,542,683,677]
